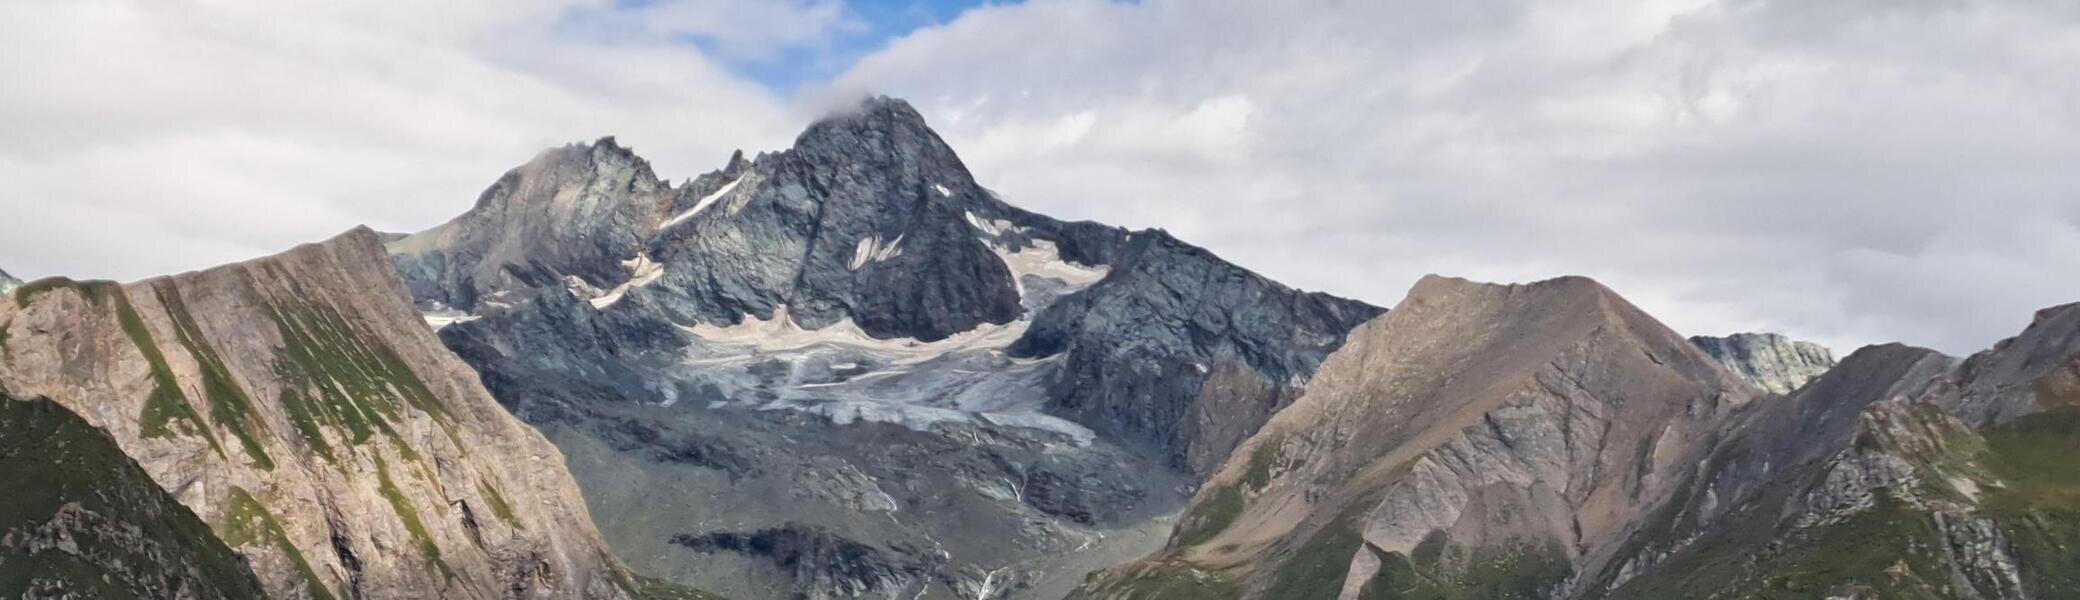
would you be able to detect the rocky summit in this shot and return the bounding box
[7,93,2078,600]
[1073,275,1756,600]
[1075,273,2080,600]
[387,96,1380,600]
[1691,332,1838,395]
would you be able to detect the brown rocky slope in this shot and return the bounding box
[0,228,706,599]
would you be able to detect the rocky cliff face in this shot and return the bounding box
[1691,332,1837,395]
[1073,275,1756,600]
[1077,274,2080,600]
[0,269,19,296]
[1928,301,2080,427]
[388,96,1378,600]
[1598,312,2080,600]
[0,390,268,599]
[1010,230,1382,475]
[0,229,694,600]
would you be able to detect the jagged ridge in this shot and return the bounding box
[0,228,691,599]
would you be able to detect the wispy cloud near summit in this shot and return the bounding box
[2,0,2076,355]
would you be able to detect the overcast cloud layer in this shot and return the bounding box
[4,0,2078,356]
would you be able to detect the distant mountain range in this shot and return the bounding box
[3,96,2076,600]
[385,97,1380,600]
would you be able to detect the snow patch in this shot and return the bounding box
[933,184,953,197]
[590,253,666,309]
[673,305,1095,445]
[992,238,1109,294]
[964,211,1013,236]
[421,301,479,331]
[423,312,480,331]
[848,234,905,270]
[659,174,745,231]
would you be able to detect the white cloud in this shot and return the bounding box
[3,0,2076,356]
[826,0,2080,355]
[0,0,823,282]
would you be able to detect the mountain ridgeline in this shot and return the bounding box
[4,93,2077,600]
[1073,274,2080,599]
[385,96,1380,599]
[0,231,705,599]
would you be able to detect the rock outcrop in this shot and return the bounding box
[1074,275,1756,600]
[1691,332,1837,395]
[1598,310,2080,599]
[388,96,1379,600]
[1075,273,2080,600]
[0,390,269,599]
[1926,301,2080,426]
[0,229,699,599]
[0,269,19,296]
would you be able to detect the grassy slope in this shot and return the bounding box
[0,393,268,599]
[1608,407,2080,600]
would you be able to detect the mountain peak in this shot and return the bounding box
[1400,274,1618,318]
[791,95,961,168]
[1691,332,1838,395]
[807,95,929,132]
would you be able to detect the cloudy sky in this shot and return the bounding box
[3,0,2077,356]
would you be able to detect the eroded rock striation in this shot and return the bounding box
[1080,276,2080,600]
[0,229,699,599]
[1599,305,2080,599]
[388,96,1379,600]
[1691,332,1837,395]
[1074,275,1757,600]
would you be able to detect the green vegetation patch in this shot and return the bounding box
[1073,561,1240,600]
[1172,436,1291,551]
[106,285,226,457]
[0,392,267,599]
[608,563,730,600]
[1173,484,1243,549]
[1979,408,2080,595]
[1241,436,1285,492]
[375,455,455,580]
[1265,520,1365,600]
[1609,490,1955,599]
[7,277,221,453]
[153,282,274,470]
[220,486,336,600]
[1359,534,1569,600]
[476,475,523,530]
[262,291,458,464]
[11,277,105,309]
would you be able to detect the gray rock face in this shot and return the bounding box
[1926,301,2080,426]
[389,138,669,313]
[648,99,1024,341]
[1079,279,2080,600]
[1011,230,1384,474]
[1076,275,1756,600]
[1583,301,2080,599]
[0,268,19,296]
[389,96,1378,600]
[0,229,671,600]
[1690,332,1837,395]
[0,391,268,599]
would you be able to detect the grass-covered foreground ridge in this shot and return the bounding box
[0,391,268,599]
[1608,404,2080,600]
